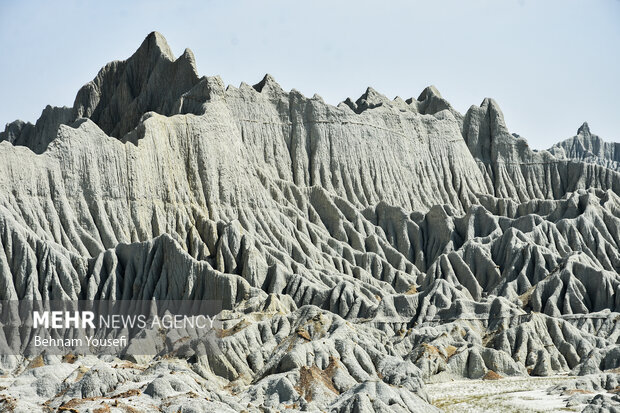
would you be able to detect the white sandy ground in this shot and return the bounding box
[426,375,588,412]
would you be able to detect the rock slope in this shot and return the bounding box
[549,122,620,172]
[0,32,618,412]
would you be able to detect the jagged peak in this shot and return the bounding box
[181,47,195,60]
[68,31,202,139]
[289,88,306,100]
[180,48,198,73]
[462,97,518,163]
[480,97,498,108]
[417,85,442,101]
[344,87,390,113]
[479,98,507,123]
[548,122,620,167]
[139,31,175,61]
[357,87,389,105]
[415,85,461,117]
[341,97,357,112]
[253,73,283,94]
[578,122,591,136]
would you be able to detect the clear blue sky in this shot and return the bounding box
[1,0,618,148]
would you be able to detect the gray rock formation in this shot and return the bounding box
[548,374,620,412]
[0,32,618,412]
[549,122,620,172]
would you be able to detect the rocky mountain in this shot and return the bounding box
[0,32,618,412]
[549,122,620,172]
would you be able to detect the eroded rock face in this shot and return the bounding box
[550,122,620,172]
[0,32,618,412]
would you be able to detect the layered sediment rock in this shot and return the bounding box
[0,32,618,412]
[550,122,620,171]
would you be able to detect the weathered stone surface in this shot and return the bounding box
[0,32,619,412]
[550,122,620,171]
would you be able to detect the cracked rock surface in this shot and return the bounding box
[0,32,619,412]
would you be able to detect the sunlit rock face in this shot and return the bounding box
[0,32,619,412]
